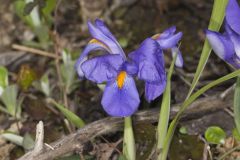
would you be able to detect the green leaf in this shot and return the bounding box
[22,133,35,150]
[179,126,188,135]
[41,74,50,97]
[1,133,23,146]
[0,66,8,96]
[187,0,229,98]
[0,66,8,88]
[1,85,18,117]
[157,50,177,153]
[205,126,226,144]
[234,76,240,135]
[232,128,240,141]
[49,99,85,128]
[60,50,76,94]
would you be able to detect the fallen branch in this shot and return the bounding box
[18,95,232,160]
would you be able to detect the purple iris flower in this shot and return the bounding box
[129,27,183,102]
[152,26,184,68]
[205,0,240,68]
[75,19,140,117]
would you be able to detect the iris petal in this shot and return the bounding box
[226,0,240,34]
[145,81,166,102]
[95,19,118,42]
[205,29,235,60]
[159,26,177,38]
[130,38,166,83]
[156,32,183,49]
[81,54,124,83]
[171,47,184,68]
[75,42,110,78]
[101,75,140,117]
[88,21,125,57]
[225,23,240,58]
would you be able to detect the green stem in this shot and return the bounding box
[123,116,135,160]
[160,69,240,160]
[156,51,177,159]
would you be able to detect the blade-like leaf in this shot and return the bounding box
[1,133,23,146]
[0,66,8,89]
[234,76,240,134]
[49,99,85,128]
[187,0,229,98]
[1,85,18,117]
[157,51,177,155]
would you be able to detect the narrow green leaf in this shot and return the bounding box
[157,52,177,155]
[1,85,18,117]
[187,0,229,98]
[0,66,8,89]
[205,126,226,144]
[234,76,240,135]
[49,99,85,128]
[161,69,240,160]
[232,128,240,141]
[1,133,23,146]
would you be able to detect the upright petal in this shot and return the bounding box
[81,54,124,83]
[225,23,240,58]
[171,47,184,68]
[226,0,240,34]
[205,29,235,61]
[101,75,140,117]
[145,80,166,102]
[95,19,118,42]
[75,40,111,78]
[88,21,126,58]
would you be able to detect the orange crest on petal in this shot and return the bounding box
[117,71,127,89]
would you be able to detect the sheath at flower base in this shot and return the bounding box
[205,0,240,68]
[75,19,141,117]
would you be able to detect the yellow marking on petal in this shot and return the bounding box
[151,33,160,40]
[88,38,109,49]
[117,71,127,89]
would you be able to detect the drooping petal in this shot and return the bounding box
[225,23,240,58]
[138,60,162,82]
[145,80,166,102]
[205,29,235,60]
[75,41,110,78]
[226,0,240,34]
[101,75,140,117]
[155,32,183,49]
[88,21,125,57]
[130,38,166,83]
[171,47,184,68]
[81,54,124,83]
